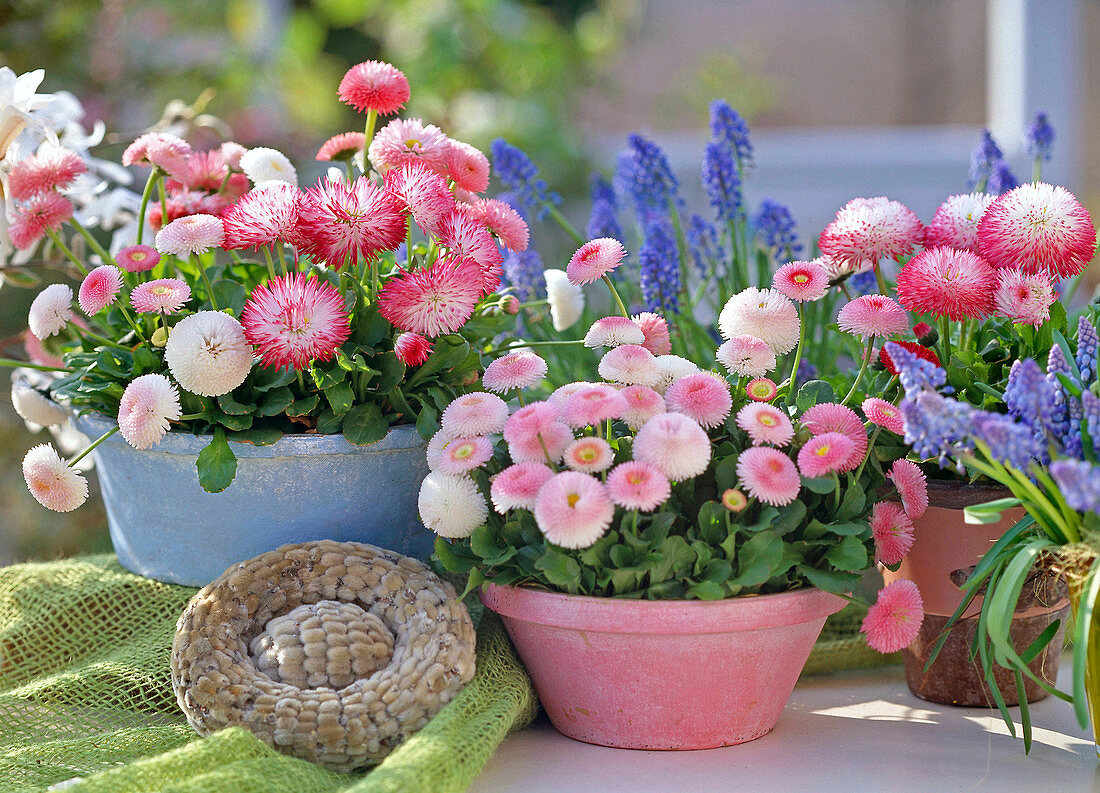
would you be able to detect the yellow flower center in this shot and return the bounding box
[567,493,580,508]
[793,274,809,284]
[760,415,777,427]
[152,285,171,296]
[815,444,831,457]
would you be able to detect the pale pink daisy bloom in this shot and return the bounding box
[10,378,67,427]
[468,198,528,252]
[721,488,748,512]
[426,430,458,472]
[378,256,483,337]
[221,183,301,250]
[117,373,181,450]
[130,278,191,314]
[665,371,732,429]
[440,392,509,437]
[439,208,504,289]
[116,244,160,273]
[566,237,627,286]
[818,196,925,272]
[886,458,929,520]
[564,436,615,474]
[338,60,410,115]
[861,580,924,653]
[797,431,856,478]
[606,461,671,512]
[220,142,247,170]
[632,312,672,355]
[383,161,457,237]
[490,462,554,513]
[924,192,996,253]
[862,397,905,436]
[483,350,548,393]
[316,132,367,162]
[746,377,778,402]
[9,192,73,250]
[418,472,488,539]
[837,294,909,339]
[503,401,561,447]
[23,332,64,369]
[155,214,224,258]
[717,335,776,379]
[296,175,407,268]
[435,435,495,475]
[735,402,795,447]
[633,412,711,481]
[78,265,123,316]
[773,260,829,302]
[993,267,1057,326]
[584,316,645,349]
[977,182,1097,278]
[598,344,660,387]
[507,421,572,465]
[22,443,88,512]
[164,311,253,397]
[548,380,593,406]
[800,402,867,472]
[619,385,665,429]
[28,284,73,339]
[562,384,628,429]
[871,502,915,565]
[534,471,615,549]
[240,273,350,370]
[122,132,192,179]
[169,149,231,193]
[394,332,433,366]
[736,446,801,507]
[8,146,86,200]
[718,287,800,354]
[653,355,700,394]
[812,254,855,281]
[368,117,451,175]
[895,247,998,321]
[446,141,491,194]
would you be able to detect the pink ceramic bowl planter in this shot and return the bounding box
[481,583,845,750]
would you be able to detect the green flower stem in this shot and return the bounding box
[852,426,881,482]
[363,109,379,152]
[544,202,585,246]
[178,412,206,421]
[784,303,806,407]
[73,323,129,351]
[483,339,584,355]
[832,472,842,510]
[274,243,289,276]
[45,229,89,276]
[1033,157,1042,184]
[938,316,953,365]
[262,246,278,280]
[874,264,889,295]
[0,358,74,373]
[840,342,875,406]
[601,274,629,318]
[69,217,115,267]
[344,161,355,183]
[136,169,159,245]
[406,224,414,270]
[192,254,219,310]
[157,179,169,235]
[67,425,118,467]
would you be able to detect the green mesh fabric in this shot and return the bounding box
[0,555,538,793]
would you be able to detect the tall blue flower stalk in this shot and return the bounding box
[490,139,560,220]
[638,219,681,314]
[967,128,1017,194]
[615,134,681,228]
[753,199,802,265]
[709,100,753,170]
[1024,111,1054,181]
[701,141,742,224]
[585,173,621,240]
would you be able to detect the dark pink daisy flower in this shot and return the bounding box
[122,132,192,180]
[378,256,484,337]
[316,132,367,162]
[295,175,407,268]
[9,192,73,250]
[861,579,923,653]
[446,140,491,194]
[221,183,301,250]
[116,244,161,273]
[338,61,411,116]
[394,331,433,366]
[896,247,998,321]
[384,161,457,237]
[8,146,86,200]
[438,208,503,294]
[78,265,124,315]
[468,198,529,252]
[240,272,351,370]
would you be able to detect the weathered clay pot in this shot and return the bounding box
[881,480,1069,706]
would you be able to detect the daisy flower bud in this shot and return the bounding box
[28,284,73,340]
[239,147,297,186]
[394,332,433,367]
[665,371,732,429]
[482,350,548,393]
[584,316,645,349]
[11,379,67,427]
[490,462,554,513]
[718,287,800,354]
[116,244,160,273]
[338,61,411,116]
[633,412,711,481]
[837,294,909,339]
[566,238,627,286]
[598,344,660,387]
[861,579,924,653]
[533,471,614,549]
[563,436,614,474]
[606,461,671,512]
[22,443,88,512]
[78,265,124,316]
[164,311,253,397]
[117,373,182,450]
[417,472,488,538]
[736,446,801,507]
[544,268,585,331]
[440,392,510,437]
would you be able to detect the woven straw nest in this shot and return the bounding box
[171,541,476,771]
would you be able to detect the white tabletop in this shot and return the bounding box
[468,654,1096,793]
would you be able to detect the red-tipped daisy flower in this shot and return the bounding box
[665,371,733,429]
[78,265,124,316]
[316,132,366,162]
[736,446,801,507]
[240,273,351,370]
[368,117,451,175]
[896,247,998,321]
[924,193,995,253]
[130,278,191,314]
[746,377,778,402]
[296,175,407,268]
[534,471,615,549]
[439,207,504,291]
[879,340,940,375]
[837,294,909,339]
[871,502,915,565]
[221,183,301,250]
[338,61,410,115]
[773,260,829,302]
[384,161,456,237]
[468,198,529,252]
[116,244,160,273]
[446,140,491,194]
[800,402,867,472]
[861,579,924,653]
[619,385,665,429]
[490,462,555,513]
[797,431,855,478]
[482,350,548,393]
[606,461,671,512]
[378,256,483,337]
[994,267,1057,326]
[818,196,925,273]
[886,458,928,520]
[862,397,905,435]
[717,335,777,379]
[566,237,627,286]
[718,288,800,354]
[394,332,433,366]
[9,192,73,250]
[977,182,1096,278]
[633,312,672,355]
[735,402,794,447]
[8,146,86,200]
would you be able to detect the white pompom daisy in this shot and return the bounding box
[597,344,660,387]
[11,379,68,427]
[239,147,298,186]
[584,316,645,349]
[652,354,699,394]
[417,472,489,538]
[117,373,182,449]
[22,443,88,512]
[28,284,73,340]
[544,268,585,331]
[164,311,253,397]
[718,287,801,354]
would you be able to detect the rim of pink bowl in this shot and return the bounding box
[480,583,847,635]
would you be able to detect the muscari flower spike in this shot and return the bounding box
[639,218,681,314]
[686,213,724,278]
[709,99,754,169]
[1050,459,1100,514]
[586,174,622,240]
[753,199,803,264]
[967,128,1004,190]
[616,134,680,226]
[701,140,742,223]
[1076,315,1098,385]
[490,139,560,220]
[1024,111,1055,162]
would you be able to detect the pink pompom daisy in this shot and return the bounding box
[665,371,732,429]
[977,182,1096,278]
[862,397,905,436]
[368,117,451,175]
[837,294,909,339]
[503,401,561,446]
[8,146,86,200]
[722,488,748,512]
[9,192,73,250]
[584,316,645,349]
[718,288,800,354]
[338,60,410,115]
[439,208,503,291]
[736,446,801,507]
[155,214,224,258]
[296,175,407,268]
[378,256,483,337]
[870,502,915,565]
[117,373,181,450]
[598,344,660,387]
[818,196,925,273]
[633,412,712,481]
[924,193,995,253]
[440,392,509,437]
[220,142,247,170]
[122,133,192,179]
[735,402,795,447]
[606,461,671,512]
[468,198,528,252]
[507,420,572,465]
[435,435,494,475]
[717,335,776,379]
[446,141,491,194]
[549,380,593,406]
[394,332,433,366]
[619,385,665,429]
[384,160,457,237]
[800,402,867,472]
[773,260,829,302]
[746,377,778,402]
[797,431,856,478]
[28,284,73,339]
[78,265,123,316]
[562,384,628,429]
[22,443,88,513]
[861,579,924,653]
[534,471,615,549]
[316,132,366,162]
[564,436,615,474]
[566,238,627,286]
[886,458,929,520]
[426,430,456,472]
[994,267,1057,326]
[633,312,672,355]
[895,247,998,322]
[221,183,301,250]
[482,350,548,393]
[490,462,554,513]
[240,273,350,370]
[130,278,191,314]
[116,245,160,273]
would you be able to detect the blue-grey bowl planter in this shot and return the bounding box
[74,413,432,586]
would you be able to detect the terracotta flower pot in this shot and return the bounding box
[481,583,845,750]
[881,480,1069,706]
